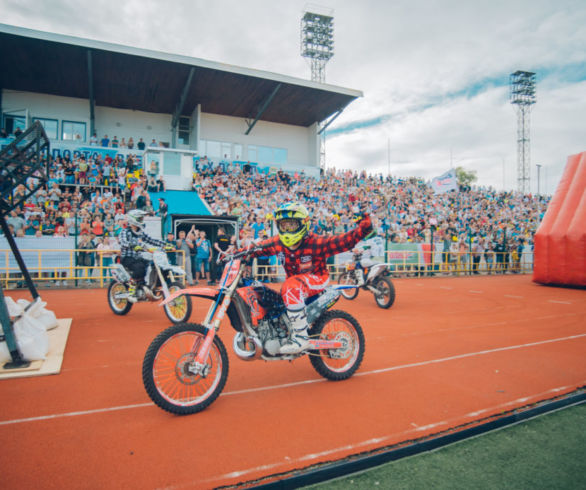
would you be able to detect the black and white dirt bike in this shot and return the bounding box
[337,250,396,309]
[107,248,192,323]
[142,248,365,415]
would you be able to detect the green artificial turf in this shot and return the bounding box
[309,403,585,489]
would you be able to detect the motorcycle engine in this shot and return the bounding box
[256,314,289,356]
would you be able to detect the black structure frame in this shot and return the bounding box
[0,121,50,367]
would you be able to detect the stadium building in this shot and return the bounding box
[0,23,362,189]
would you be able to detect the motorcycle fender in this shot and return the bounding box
[367,264,389,281]
[159,287,218,306]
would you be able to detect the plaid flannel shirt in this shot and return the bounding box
[244,215,372,277]
[119,227,166,259]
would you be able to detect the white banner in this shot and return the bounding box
[431,169,458,194]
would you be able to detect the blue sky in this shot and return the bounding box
[2,0,585,194]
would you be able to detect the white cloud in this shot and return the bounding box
[1,0,585,194]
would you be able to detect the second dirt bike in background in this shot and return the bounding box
[107,248,192,323]
[337,249,396,309]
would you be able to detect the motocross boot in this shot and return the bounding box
[127,280,138,303]
[280,308,311,355]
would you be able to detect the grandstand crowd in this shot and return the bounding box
[3,148,550,278]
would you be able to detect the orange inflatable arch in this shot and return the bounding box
[533,151,586,287]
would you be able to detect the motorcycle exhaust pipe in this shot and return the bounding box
[233,332,263,361]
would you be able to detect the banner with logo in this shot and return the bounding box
[431,168,458,194]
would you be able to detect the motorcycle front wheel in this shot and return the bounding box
[142,323,229,415]
[309,310,365,380]
[373,276,395,309]
[107,280,132,315]
[163,281,193,323]
[337,272,359,300]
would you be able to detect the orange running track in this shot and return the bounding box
[0,275,585,489]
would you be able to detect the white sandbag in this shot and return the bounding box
[0,341,10,363]
[4,296,25,318]
[13,312,49,361]
[26,298,58,331]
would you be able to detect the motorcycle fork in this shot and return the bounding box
[191,265,244,366]
[155,264,171,297]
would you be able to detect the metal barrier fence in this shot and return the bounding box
[2,248,533,289]
[1,249,185,289]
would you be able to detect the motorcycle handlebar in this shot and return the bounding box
[217,246,262,264]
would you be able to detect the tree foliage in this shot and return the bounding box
[455,166,477,187]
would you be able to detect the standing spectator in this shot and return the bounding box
[176,230,193,285]
[127,137,135,149]
[187,226,199,283]
[77,233,95,283]
[97,236,116,279]
[119,137,127,148]
[165,232,177,265]
[158,198,168,234]
[195,230,212,284]
[472,237,483,274]
[149,138,158,148]
[213,227,231,283]
[111,136,119,148]
[89,132,98,145]
[137,138,146,151]
[100,134,110,147]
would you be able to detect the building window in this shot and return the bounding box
[206,140,221,159]
[33,117,58,140]
[3,115,26,136]
[248,145,257,163]
[234,144,243,161]
[62,121,86,142]
[178,116,190,145]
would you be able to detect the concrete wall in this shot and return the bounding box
[2,89,319,168]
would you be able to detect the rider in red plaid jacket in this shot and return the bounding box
[241,202,373,354]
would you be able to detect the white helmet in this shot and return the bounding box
[126,209,147,231]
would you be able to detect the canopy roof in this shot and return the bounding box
[0,24,362,128]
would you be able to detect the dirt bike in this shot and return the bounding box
[142,247,366,415]
[107,248,192,323]
[337,250,396,309]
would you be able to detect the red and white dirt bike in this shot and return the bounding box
[142,248,365,415]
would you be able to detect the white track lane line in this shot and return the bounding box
[196,383,585,488]
[1,333,585,427]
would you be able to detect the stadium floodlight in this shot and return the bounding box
[301,6,334,83]
[510,71,536,194]
[301,5,335,171]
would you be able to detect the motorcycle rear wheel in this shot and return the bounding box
[337,272,359,300]
[107,280,132,315]
[373,276,395,309]
[309,310,364,380]
[163,281,193,323]
[142,323,229,415]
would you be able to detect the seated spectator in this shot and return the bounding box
[157,175,166,192]
[147,176,158,192]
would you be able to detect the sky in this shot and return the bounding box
[2,0,585,195]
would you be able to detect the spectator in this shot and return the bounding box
[176,229,193,285]
[149,138,158,148]
[137,138,146,151]
[111,136,119,148]
[89,132,98,145]
[195,230,212,284]
[100,134,110,147]
[127,137,135,149]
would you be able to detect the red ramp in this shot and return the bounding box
[533,151,586,286]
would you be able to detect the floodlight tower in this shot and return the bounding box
[509,71,536,194]
[301,6,334,169]
[301,7,334,83]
